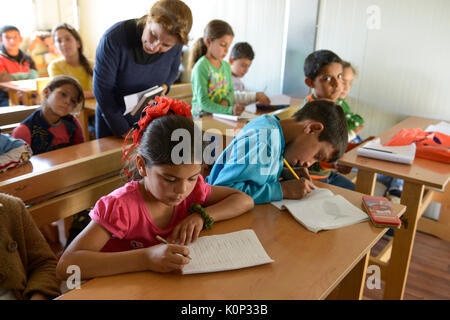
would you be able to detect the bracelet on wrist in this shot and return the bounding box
[188,203,214,230]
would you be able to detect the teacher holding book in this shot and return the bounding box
[93,0,193,138]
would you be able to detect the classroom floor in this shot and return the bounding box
[364,229,450,300]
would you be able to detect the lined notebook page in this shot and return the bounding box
[182,229,274,275]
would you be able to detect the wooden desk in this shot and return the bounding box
[0,105,40,126]
[0,137,125,228]
[339,116,450,299]
[195,98,303,149]
[58,181,405,300]
[0,79,38,106]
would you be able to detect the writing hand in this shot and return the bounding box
[281,178,315,199]
[145,243,190,272]
[256,92,270,106]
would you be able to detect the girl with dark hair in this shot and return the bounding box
[11,75,85,155]
[189,20,245,118]
[56,97,253,280]
[49,23,94,99]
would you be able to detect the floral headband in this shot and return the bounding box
[122,96,192,177]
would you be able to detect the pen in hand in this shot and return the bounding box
[156,235,191,260]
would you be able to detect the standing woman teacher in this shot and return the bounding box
[93,0,193,138]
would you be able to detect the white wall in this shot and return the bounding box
[316,0,450,138]
[77,0,288,95]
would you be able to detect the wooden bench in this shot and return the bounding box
[0,137,126,228]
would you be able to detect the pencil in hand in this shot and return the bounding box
[156,235,191,260]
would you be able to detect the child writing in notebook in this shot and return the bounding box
[49,23,94,99]
[207,99,348,204]
[229,42,270,106]
[11,75,85,155]
[56,97,254,280]
[189,20,244,118]
[299,49,355,190]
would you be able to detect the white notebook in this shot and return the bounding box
[212,111,259,122]
[182,229,274,275]
[123,85,164,116]
[272,188,368,233]
[356,138,416,164]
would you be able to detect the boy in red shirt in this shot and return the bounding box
[0,25,38,106]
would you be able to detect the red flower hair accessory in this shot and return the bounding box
[122,96,192,177]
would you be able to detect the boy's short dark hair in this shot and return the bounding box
[0,25,20,36]
[293,100,348,162]
[304,50,342,80]
[230,42,255,60]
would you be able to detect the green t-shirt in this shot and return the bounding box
[336,98,364,131]
[190,56,234,117]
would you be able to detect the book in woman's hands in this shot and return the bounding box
[272,188,368,233]
[123,85,164,116]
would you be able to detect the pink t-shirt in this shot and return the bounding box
[89,175,212,252]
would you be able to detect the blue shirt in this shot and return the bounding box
[93,19,182,137]
[206,115,285,204]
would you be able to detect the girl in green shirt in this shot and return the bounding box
[336,61,364,142]
[189,20,244,118]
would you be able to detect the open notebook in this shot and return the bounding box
[272,188,368,233]
[182,229,274,275]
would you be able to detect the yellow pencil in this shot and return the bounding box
[283,158,301,180]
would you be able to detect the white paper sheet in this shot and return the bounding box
[425,121,450,136]
[182,229,274,274]
[272,192,368,233]
[268,94,291,106]
[212,111,259,122]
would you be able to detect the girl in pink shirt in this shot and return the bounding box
[56,97,254,280]
[12,75,85,155]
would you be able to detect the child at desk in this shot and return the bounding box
[189,20,244,118]
[11,75,85,154]
[229,42,270,106]
[0,193,61,300]
[48,23,94,99]
[207,100,348,204]
[299,49,355,190]
[56,97,253,280]
[0,25,39,106]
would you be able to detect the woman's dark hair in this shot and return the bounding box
[187,19,234,71]
[52,23,93,77]
[293,99,348,162]
[304,49,342,80]
[44,75,85,113]
[124,115,204,181]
